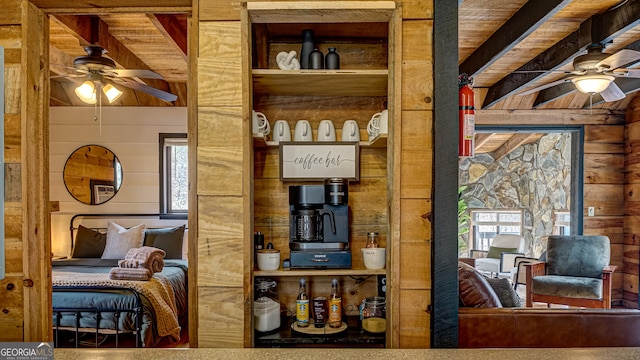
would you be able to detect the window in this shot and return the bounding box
[553,211,571,235]
[160,133,188,216]
[470,210,522,251]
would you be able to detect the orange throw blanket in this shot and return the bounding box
[118,246,166,273]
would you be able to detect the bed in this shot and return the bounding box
[52,214,188,348]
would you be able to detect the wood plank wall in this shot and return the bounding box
[0,0,51,342]
[0,0,25,341]
[624,94,640,309]
[583,120,626,304]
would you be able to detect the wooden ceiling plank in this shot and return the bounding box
[482,0,640,109]
[492,133,536,161]
[459,0,571,78]
[148,14,188,61]
[533,82,576,108]
[474,133,493,148]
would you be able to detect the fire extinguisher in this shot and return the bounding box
[459,73,475,157]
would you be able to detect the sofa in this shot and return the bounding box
[458,261,640,348]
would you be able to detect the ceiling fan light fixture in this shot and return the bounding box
[103,84,123,103]
[571,74,614,94]
[75,81,97,104]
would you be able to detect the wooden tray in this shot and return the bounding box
[290,321,347,335]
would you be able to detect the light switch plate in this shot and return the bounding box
[588,207,595,217]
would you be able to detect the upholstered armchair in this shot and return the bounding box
[524,235,616,308]
[471,234,525,277]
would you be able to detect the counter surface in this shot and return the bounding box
[54,347,640,360]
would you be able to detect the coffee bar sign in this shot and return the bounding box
[279,142,360,181]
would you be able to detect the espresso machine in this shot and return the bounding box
[287,178,352,269]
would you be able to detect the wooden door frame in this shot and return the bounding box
[26,0,195,343]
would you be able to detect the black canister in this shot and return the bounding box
[324,178,348,205]
[325,47,340,70]
[300,29,315,69]
[309,48,324,69]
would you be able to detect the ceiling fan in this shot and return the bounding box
[52,45,178,103]
[517,43,640,102]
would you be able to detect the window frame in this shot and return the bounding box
[469,209,523,251]
[159,133,188,219]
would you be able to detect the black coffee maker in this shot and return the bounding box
[288,178,351,268]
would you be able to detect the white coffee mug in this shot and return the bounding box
[252,110,271,137]
[317,119,336,141]
[341,120,360,141]
[367,109,389,139]
[272,120,291,143]
[294,120,313,141]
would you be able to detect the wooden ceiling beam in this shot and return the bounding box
[459,0,571,78]
[475,109,624,125]
[482,0,640,109]
[52,14,173,106]
[148,14,188,61]
[491,133,536,161]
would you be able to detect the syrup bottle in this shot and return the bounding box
[328,278,342,328]
[296,278,310,328]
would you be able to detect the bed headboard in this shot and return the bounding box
[69,213,188,250]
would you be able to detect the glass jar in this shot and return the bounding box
[366,232,379,248]
[361,296,386,333]
[254,279,281,332]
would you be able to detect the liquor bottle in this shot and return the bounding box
[328,278,342,328]
[296,278,310,327]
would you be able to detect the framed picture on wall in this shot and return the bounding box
[90,180,116,205]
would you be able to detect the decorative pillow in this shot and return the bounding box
[143,225,186,259]
[485,277,523,307]
[101,222,146,259]
[71,225,106,258]
[486,246,517,259]
[458,261,502,308]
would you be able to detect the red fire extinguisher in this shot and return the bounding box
[459,73,475,157]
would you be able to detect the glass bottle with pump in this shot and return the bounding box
[296,278,310,327]
[328,278,342,328]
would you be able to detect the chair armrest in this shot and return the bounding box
[603,265,617,274]
[500,252,524,273]
[524,261,546,278]
[458,258,476,267]
[470,250,488,259]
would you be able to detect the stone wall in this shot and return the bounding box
[458,133,572,257]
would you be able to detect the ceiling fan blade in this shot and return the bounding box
[599,82,626,102]
[613,68,640,78]
[596,49,640,70]
[111,78,177,102]
[512,70,578,75]
[101,68,165,79]
[516,78,573,96]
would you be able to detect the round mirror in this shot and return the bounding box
[63,145,123,205]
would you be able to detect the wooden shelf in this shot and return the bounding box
[252,69,388,97]
[254,268,386,277]
[253,134,387,148]
[247,1,396,24]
